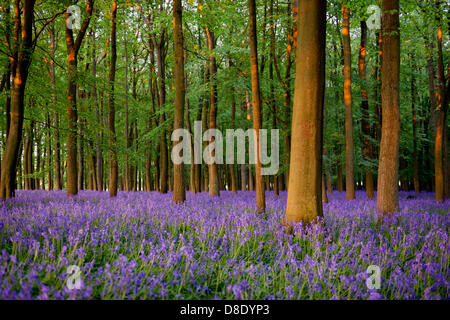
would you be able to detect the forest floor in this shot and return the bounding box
[0,190,448,299]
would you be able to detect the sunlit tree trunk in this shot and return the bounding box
[0,0,36,199]
[285,0,326,225]
[435,20,448,202]
[65,0,94,196]
[377,0,400,215]
[342,4,355,200]
[249,0,265,212]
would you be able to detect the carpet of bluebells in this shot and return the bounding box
[0,190,448,300]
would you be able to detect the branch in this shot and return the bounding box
[74,0,94,55]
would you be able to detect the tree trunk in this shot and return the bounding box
[65,0,94,196]
[435,20,448,201]
[359,21,374,199]
[377,0,400,215]
[172,0,186,203]
[0,0,36,199]
[322,173,328,203]
[108,1,118,197]
[285,0,326,225]
[342,4,355,200]
[66,27,77,195]
[249,0,265,212]
[410,57,420,193]
[241,164,247,191]
[24,122,33,190]
[205,28,220,197]
[229,60,237,193]
[154,32,168,194]
[97,91,104,191]
[46,113,53,190]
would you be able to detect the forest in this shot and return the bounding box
[0,0,448,301]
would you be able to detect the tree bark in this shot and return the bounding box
[108,1,118,197]
[342,4,355,200]
[359,20,374,199]
[435,20,448,201]
[65,0,94,196]
[205,28,219,196]
[154,29,168,194]
[0,0,36,199]
[410,57,420,193]
[172,0,186,203]
[377,0,400,215]
[249,0,265,212]
[285,0,326,225]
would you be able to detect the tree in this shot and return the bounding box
[377,0,400,215]
[0,0,36,199]
[434,5,448,202]
[358,20,374,199]
[248,0,265,212]
[108,0,118,197]
[342,3,355,200]
[65,0,94,196]
[285,0,326,226]
[205,26,219,197]
[172,0,186,203]
[410,56,420,193]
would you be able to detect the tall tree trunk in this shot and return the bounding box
[230,89,237,193]
[24,121,33,190]
[342,4,355,200]
[172,0,186,203]
[48,25,62,190]
[205,28,219,196]
[269,0,278,196]
[46,113,53,190]
[435,19,448,201]
[202,63,209,193]
[183,49,196,194]
[229,59,237,193]
[359,20,374,199]
[65,0,94,196]
[249,0,265,212]
[285,0,326,225]
[97,91,104,191]
[377,0,400,215]
[35,123,41,189]
[410,57,420,193]
[108,1,118,197]
[154,31,168,194]
[77,88,85,191]
[123,34,130,191]
[0,0,36,199]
